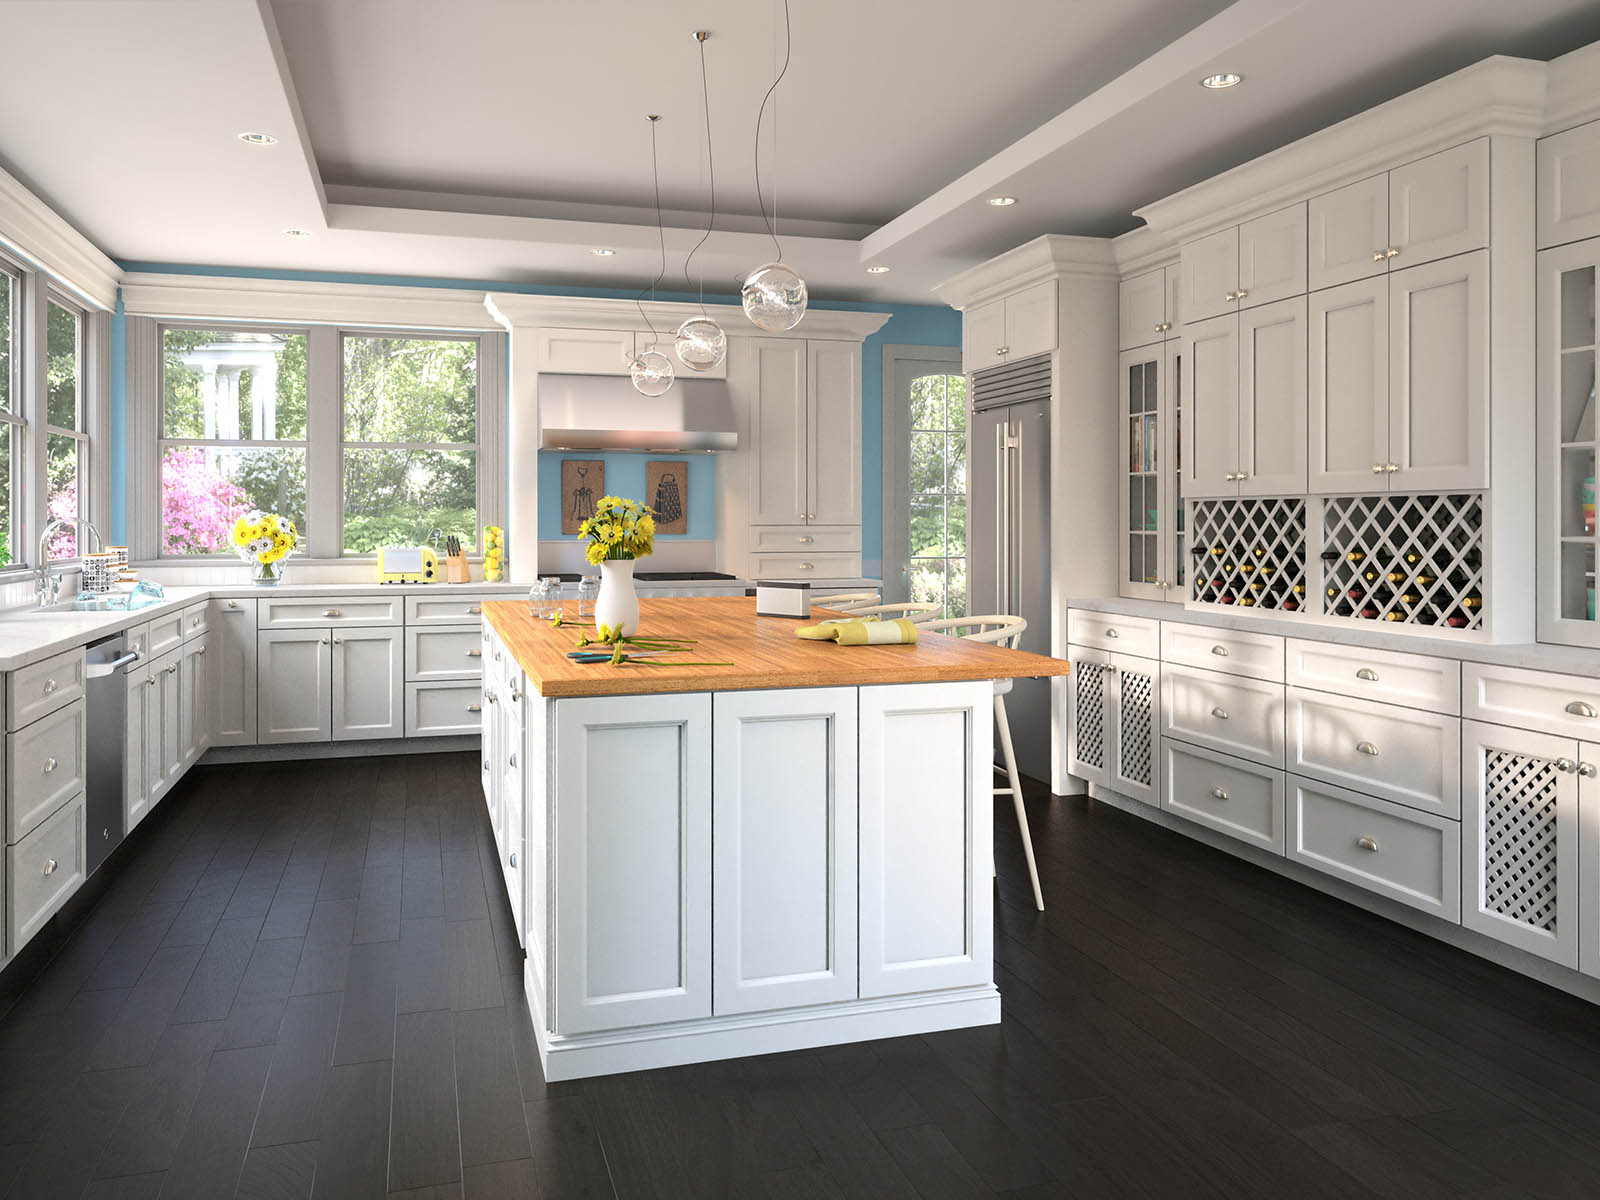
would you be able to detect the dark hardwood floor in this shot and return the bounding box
[2,752,1599,1198]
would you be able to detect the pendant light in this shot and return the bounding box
[630,115,675,397]
[676,31,728,373]
[742,0,807,333]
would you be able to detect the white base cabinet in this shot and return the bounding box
[1066,648,1160,807]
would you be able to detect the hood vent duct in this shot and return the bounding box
[538,373,739,453]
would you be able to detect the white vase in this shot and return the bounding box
[595,559,641,636]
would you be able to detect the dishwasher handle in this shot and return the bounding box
[87,650,141,678]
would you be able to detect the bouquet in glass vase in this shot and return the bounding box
[578,496,656,636]
[230,510,298,586]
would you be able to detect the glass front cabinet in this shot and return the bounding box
[1118,340,1184,601]
[1539,239,1600,646]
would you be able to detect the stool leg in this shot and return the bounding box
[994,694,1043,911]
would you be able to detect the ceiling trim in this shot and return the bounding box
[1111,225,1179,276]
[1543,39,1600,133]
[120,272,498,330]
[0,163,120,311]
[930,235,1119,310]
[484,293,892,341]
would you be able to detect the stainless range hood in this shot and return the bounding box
[539,373,739,453]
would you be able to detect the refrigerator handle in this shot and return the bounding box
[1010,420,1023,621]
[995,419,1009,615]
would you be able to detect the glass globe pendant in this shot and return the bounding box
[742,262,808,332]
[674,316,726,371]
[629,348,675,397]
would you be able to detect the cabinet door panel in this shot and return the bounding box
[808,341,862,526]
[1181,226,1240,323]
[1004,280,1057,360]
[534,327,635,376]
[1161,739,1284,854]
[180,634,210,769]
[1237,296,1307,496]
[123,665,149,833]
[1580,738,1600,979]
[159,654,182,791]
[142,666,163,803]
[1538,121,1600,249]
[713,688,858,1014]
[1182,313,1239,498]
[1309,174,1389,291]
[962,300,1006,371]
[748,339,808,524]
[208,599,257,746]
[1067,649,1112,787]
[1309,276,1389,493]
[1389,139,1489,269]
[1119,268,1168,350]
[1109,654,1159,808]
[1237,204,1307,309]
[1389,250,1489,490]
[553,692,712,1033]
[1287,687,1459,818]
[1161,664,1285,767]
[258,630,331,744]
[1118,348,1167,601]
[333,629,403,740]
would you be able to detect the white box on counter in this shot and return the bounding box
[755,580,811,618]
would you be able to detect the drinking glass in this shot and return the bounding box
[577,575,600,621]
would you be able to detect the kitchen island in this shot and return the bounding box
[478,596,1071,1080]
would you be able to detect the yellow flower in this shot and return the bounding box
[585,542,608,566]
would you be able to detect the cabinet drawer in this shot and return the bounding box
[751,525,861,553]
[1066,609,1160,659]
[124,622,152,662]
[406,625,484,682]
[1286,639,1459,714]
[6,698,87,843]
[406,593,496,626]
[1162,739,1284,853]
[146,610,184,657]
[6,646,85,731]
[1286,775,1460,921]
[260,596,402,628]
[1162,664,1284,766]
[8,791,85,954]
[405,681,485,737]
[748,552,861,581]
[1286,687,1460,818]
[1461,662,1600,739]
[1161,622,1283,682]
[181,601,210,640]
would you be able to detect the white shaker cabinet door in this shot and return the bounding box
[1309,276,1389,493]
[1182,312,1239,499]
[1579,740,1600,979]
[1067,649,1113,789]
[158,653,183,795]
[1388,250,1489,491]
[1309,173,1389,291]
[1003,279,1058,360]
[807,340,862,527]
[123,663,149,833]
[1236,203,1307,310]
[179,633,211,770]
[1237,296,1307,497]
[332,628,404,741]
[1538,121,1600,249]
[712,687,858,1014]
[962,298,1006,371]
[1388,139,1488,270]
[258,629,332,744]
[552,692,713,1034]
[1108,654,1160,809]
[208,599,257,746]
[747,338,809,524]
[1119,267,1168,350]
[858,681,992,999]
[1181,226,1240,323]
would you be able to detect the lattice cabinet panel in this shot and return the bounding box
[1109,654,1159,808]
[1462,721,1579,968]
[1320,493,1485,630]
[1068,658,1110,784]
[1189,498,1307,611]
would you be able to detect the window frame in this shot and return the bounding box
[0,257,22,570]
[44,290,89,561]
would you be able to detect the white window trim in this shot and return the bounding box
[880,343,963,605]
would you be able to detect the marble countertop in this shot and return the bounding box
[1066,595,1600,675]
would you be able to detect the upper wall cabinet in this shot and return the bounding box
[534,326,728,380]
[1119,265,1182,351]
[1181,204,1307,324]
[1309,139,1488,291]
[961,280,1057,371]
[1538,120,1600,249]
[748,339,862,527]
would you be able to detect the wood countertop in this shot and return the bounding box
[482,596,1072,699]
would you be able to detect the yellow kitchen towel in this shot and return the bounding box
[796,617,918,645]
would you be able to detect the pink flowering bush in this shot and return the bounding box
[46,485,78,558]
[162,447,246,555]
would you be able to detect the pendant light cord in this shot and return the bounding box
[636,115,667,343]
[684,34,715,311]
[753,0,791,263]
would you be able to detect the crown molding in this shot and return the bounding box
[120,273,498,330]
[483,293,891,342]
[0,164,120,310]
[1111,225,1177,277]
[1134,55,1549,244]
[930,234,1119,309]
[1544,40,1600,134]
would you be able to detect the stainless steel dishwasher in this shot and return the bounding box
[85,632,140,874]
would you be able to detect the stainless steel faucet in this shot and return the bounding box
[35,518,104,608]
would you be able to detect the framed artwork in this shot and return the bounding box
[561,459,604,534]
[646,460,688,534]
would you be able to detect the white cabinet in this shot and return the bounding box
[858,682,992,998]
[1461,720,1579,967]
[1118,342,1183,600]
[552,691,712,1034]
[1538,120,1600,249]
[1183,312,1239,499]
[6,647,84,732]
[1309,275,1389,491]
[1119,266,1179,350]
[1182,205,1307,323]
[405,625,482,682]
[1066,648,1160,808]
[123,659,149,833]
[258,629,332,744]
[155,651,183,800]
[1286,687,1460,818]
[332,628,403,741]
[1161,738,1285,854]
[1182,225,1241,323]
[5,698,86,843]
[1161,664,1285,767]
[6,793,84,955]
[961,280,1056,370]
[179,634,210,770]
[208,598,257,746]
[533,327,636,376]
[712,687,858,1014]
[1309,173,1390,291]
[808,342,862,527]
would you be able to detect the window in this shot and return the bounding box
[342,334,478,554]
[46,297,85,559]
[0,267,16,566]
[908,372,968,618]
[160,328,308,556]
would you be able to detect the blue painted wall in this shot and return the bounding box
[110,263,961,569]
[537,452,715,539]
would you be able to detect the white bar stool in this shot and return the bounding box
[835,602,942,623]
[920,615,1043,910]
[816,591,882,612]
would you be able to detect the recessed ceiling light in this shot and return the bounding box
[591,248,616,257]
[866,265,890,274]
[1200,72,1242,89]
[987,196,1018,207]
[283,228,312,238]
[238,131,278,145]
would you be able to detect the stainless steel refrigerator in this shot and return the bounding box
[969,355,1052,784]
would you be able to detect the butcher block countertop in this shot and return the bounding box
[482,596,1071,698]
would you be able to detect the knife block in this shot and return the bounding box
[445,554,471,584]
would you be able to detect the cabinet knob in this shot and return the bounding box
[1580,762,1597,778]
[1372,250,1387,263]
[168,665,178,675]
[467,703,482,713]
[1154,322,1164,333]
[1210,707,1229,720]
[1557,758,1578,774]
[333,637,343,645]
[1211,787,1229,801]
[191,616,200,626]
[467,648,483,657]
[1384,463,1399,473]
[1224,291,1237,302]
[995,345,1009,355]
[1356,740,1380,756]
[1355,668,1379,682]
[43,756,58,773]
[483,758,490,770]
[509,853,517,868]
[42,858,58,877]
[1371,464,1384,474]
[799,536,813,543]
[228,600,239,609]
[43,678,57,694]
[196,647,206,656]
[509,753,517,768]
[1211,645,1230,657]
[799,562,814,570]
[146,678,158,689]
[324,608,342,618]
[1565,701,1597,718]
[468,606,481,614]
[1384,247,1400,258]
[320,637,330,645]
[1235,289,1248,300]
[509,685,521,702]
[1356,836,1380,852]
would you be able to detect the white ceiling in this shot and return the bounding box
[1,0,1599,305]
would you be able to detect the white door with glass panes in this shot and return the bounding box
[1118,347,1174,601]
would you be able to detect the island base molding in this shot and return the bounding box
[525,969,1001,1081]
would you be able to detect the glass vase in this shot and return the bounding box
[252,558,285,587]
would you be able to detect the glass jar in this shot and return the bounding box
[577,575,600,621]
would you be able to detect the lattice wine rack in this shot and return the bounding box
[1319,493,1485,631]
[1188,498,1308,611]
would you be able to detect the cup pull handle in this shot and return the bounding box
[1357,836,1380,852]
[42,858,58,876]
[1356,668,1379,682]
[43,757,58,773]
[467,648,483,657]
[1211,707,1229,720]
[1211,645,1229,657]
[1565,701,1597,718]
[467,703,482,713]
[1356,741,1380,756]
[1105,628,1119,639]
[1211,787,1229,801]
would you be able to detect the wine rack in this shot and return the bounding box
[1189,498,1307,611]
[1319,493,1486,631]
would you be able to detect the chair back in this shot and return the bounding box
[918,614,1028,649]
[842,602,943,624]
[816,591,881,612]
